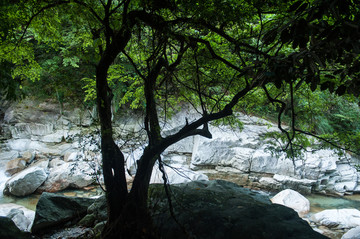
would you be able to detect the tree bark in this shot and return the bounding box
[96,60,128,223]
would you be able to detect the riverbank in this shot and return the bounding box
[1,99,360,238]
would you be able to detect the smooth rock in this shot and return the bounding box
[259,177,280,189]
[5,158,26,176]
[341,226,360,239]
[30,158,49,169]
[150,180,327,239]
[7,208,32,232]
[41,130,65,143]
[38,161,95,192]
[0,203,35,232]
[4,166,48,196]
[48,158,66,168]
[271,189,310,217]
[312,209,360,229]
[0,151,19,161]
[21,151,35,163]
[31,192,95,234]
[64,152,78,162]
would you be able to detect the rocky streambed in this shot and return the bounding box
[1,99,360,238]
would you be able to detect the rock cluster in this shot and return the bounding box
[1,100,360,197]
[33,180,327,239]
[189,116,360,195]
[1,100,360,238]
[2,153,96,197]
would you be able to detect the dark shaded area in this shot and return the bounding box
[150,180,328,239]
[0,216,31,239]
[31,192,95,234]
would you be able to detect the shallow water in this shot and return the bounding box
[307,194,360,214]
[0,159,10,202]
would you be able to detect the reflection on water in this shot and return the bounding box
[307,194,360,214]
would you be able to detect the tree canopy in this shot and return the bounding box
[1,0,360,238]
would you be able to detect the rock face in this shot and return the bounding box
[1,100,360,196]
[271,189,310,217]
[189,115,360,195]
[31,192,95,234]
[4,166,48,196]
[149,180,327,239]
[312,209,360,229]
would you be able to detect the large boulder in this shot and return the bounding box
[312,209,360,229]
[4,165,48,196]
[31,192,95,234]
[37,161,95,192]
[271,189,310,217]
[150,180,327,239]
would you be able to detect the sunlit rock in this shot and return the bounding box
[312,209,360,229]
[4,166,47,196]
[271,189,310,217]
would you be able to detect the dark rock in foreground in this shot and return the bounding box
[0,216,31,239]
[36,180,328,238]
[149,180,328,239]
[31,192,95,234]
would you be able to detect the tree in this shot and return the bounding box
[1,0,360,238]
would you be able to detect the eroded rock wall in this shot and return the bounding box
[1,99,359,196]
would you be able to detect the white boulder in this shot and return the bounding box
[271,189,310,217]
[4,166,48,196]
[38,161,95,192]
[312,209,360,229]
[342,226,360,239]
[0,203,35,232]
